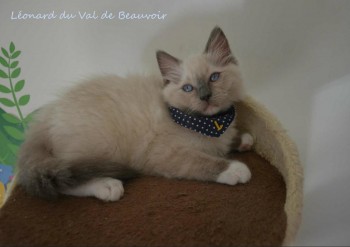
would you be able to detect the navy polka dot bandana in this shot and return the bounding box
[169,105,236,137]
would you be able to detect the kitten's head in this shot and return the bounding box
[157,26,245,116]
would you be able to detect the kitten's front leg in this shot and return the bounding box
[238,133,254,152]
[216,160,251,185]
[232,132,254,152]
[62,177,124,202]
[146,148,251,186]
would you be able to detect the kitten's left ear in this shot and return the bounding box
[204,26,238,65]
[156,50,182,84]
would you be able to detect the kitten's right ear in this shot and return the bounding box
[204,26,237,65]
[156,50,182,84]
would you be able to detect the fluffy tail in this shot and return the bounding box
[16,125,135,199]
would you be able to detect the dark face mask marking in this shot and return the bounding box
[198,81,212,101]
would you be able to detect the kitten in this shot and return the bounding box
[16,26,253,202]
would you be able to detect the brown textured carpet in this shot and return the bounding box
[0,152,286,247]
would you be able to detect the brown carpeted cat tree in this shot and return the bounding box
[0,96,303,246]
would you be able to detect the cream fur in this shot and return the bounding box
[16,27,251,201]
[41,74,241,171]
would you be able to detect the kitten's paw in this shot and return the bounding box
[63,177,124,202]
[216,161,251,185]
[92,178,124,202]
[238,133,254,152]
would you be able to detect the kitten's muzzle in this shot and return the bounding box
[198,84,212,101]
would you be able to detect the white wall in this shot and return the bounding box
[1,0,350,245]
[298,74,350,246]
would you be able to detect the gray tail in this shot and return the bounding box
[16,132,136,199]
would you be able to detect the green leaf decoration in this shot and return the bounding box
[2,113,21,124]
[24,110,37,124]
[0,42,31,157]
[14,80,25,92]
[0,69,8,78]
[7,143,19,156]
[1,48,10,59]
[10,61,19,68]
[0,154,9,165]
[9,42,15,53]
[0,85,11,93]
[10,68,21,78]
[0,98,15,107]
[0,132,17,165]
[4,126,24,141]
[0,56,9,67]
[18,95,30,106]
[11,51,21,59]
[0,108,24,148]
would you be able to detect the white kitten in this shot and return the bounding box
[17,26,253,201]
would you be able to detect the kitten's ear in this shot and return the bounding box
[204,26,238,65]
[156,50,182,84]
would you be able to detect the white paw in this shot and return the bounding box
[92,178,124,202]
[216,161,251,185]
[62,177,124,202]
[238,133,254,152]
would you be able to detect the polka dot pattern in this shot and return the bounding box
[168,105,236,138]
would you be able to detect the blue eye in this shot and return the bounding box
[182,84,193,92]
[210,72,220,82]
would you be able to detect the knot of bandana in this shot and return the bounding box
[168,106,235,137]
